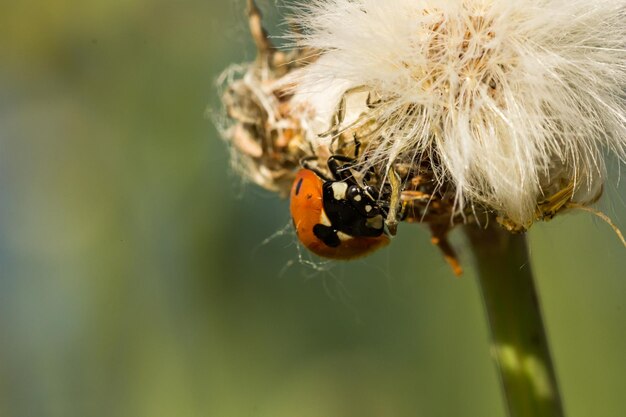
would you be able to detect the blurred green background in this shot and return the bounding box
[0,1,625,416]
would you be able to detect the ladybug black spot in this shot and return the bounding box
[294,178,303,196]
[313,224,341,248]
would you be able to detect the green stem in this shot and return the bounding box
[464,223,565,417]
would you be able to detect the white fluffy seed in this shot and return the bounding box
[288,0,626,224]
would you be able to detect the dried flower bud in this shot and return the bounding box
[217,0,626,270]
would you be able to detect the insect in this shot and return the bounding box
[289,154,391,259]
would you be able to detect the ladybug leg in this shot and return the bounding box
[327,134,371,183]
[327,155,356,182]
[330,133,361,161]
[327,155,370,183]
[300,156,333,181]
[328,155,355,165]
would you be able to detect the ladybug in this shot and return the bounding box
[290,155,390,259]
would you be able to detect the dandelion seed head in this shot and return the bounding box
[288,0,626,224]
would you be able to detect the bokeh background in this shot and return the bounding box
[0,1,625,416]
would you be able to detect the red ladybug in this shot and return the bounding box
[290,157,390,259]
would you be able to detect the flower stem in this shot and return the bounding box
[464,223,565,417]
